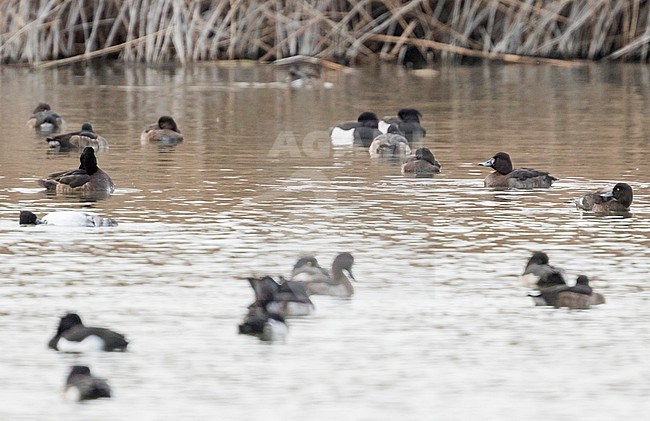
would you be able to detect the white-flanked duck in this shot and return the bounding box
[48,313,128,352]
[330,112,381,147]
[19,210,117,227]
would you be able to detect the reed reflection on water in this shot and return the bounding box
[0,63,649,419]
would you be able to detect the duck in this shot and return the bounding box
[48,313,128,352]
[380,108,426,142]
[573,183,633,213]
[368,127,411,157]
[401,147,441,175]
[239,279,289,342]
[330,112,381,147]
[19,210,117,227]
[26,102,66,132]
[46,123,108,150]
[478,152,557,189]
[38,147,114,193]
[291,252,355,297]
[64,366,111,401]
[521,251,567,288]
[528,275,605,309]
[140,116,183,144]
[246,275,315,317]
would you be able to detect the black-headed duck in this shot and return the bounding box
[478,152,557,189]
[140,116,183,144]
[26,102,66,132]
[65,366,111,401]
[245,275,314,317]
[19,210,117,227]
[331,112,381,147]
[38,147,114,193]
[380,108,426,142]
[369,127,411,157]
[48,313,128,352]
[239,278,290,342]
[529,275,605,310]
[401,147,441,175]
[46,123,108,150]
[574,183,633,214]
[291,252,355,297]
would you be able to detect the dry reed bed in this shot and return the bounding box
[1,0,650,66]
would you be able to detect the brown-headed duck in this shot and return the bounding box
[529,275,605,310]
[478,152,557,189]
[574,183,633,214]
[369,126,411,157]
[140,116,183,144]
[291,252,355,297]
[26,102,66,132]
[401,147,441,175]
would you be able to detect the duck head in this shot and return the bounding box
[56,313,84,336]
[158,116,180,133]
[79,147,98,174]
[397,108,422,122]
[603,183,633,207]
[357,112,379,128]
[478,152,513,175]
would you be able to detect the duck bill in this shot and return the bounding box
[600,190,614,199]
[346,269,356,281]
[478,158,494,167]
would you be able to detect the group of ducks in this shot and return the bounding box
[239,252,355,341]
[40,253,354,401]
[331,109,634,212]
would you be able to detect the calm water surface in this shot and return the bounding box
[1,63,649,420]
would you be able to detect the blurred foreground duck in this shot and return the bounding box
[330,112,381,147]
[140,116,183,144]
[478,152,557,189]
[245,275,315,318]
[20,210,117,227]
[46,123,108,150]
[401,147,441,175]
[573,183,633,214]
[27,102,66,132]
[379,108,426,142]
[291,252,355,297]
[49,313,128,352]
[522,252,605,309]
[38,147,114,194]
[65,366,111,401]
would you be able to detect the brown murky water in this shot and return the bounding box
[1,62,649,419]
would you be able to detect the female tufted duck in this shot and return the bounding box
[38,147,114,193]
[49,313,128,352]
[574,183,633,214]
[291,252,355,297]
[521,251,567,288]
[478,152,557,189]
[19,210,117,227]
[401,147,441,175]
[64,366,111,401]
[140,116,183,144]
[369,127,411,157]
[528,275,605,310]
[27,102,66,132]
[46,123,108,150]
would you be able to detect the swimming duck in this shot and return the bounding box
[478,152,557,189]
[48,313,128,352]
[401,147,441,175]
[528,275,605,309]
[573,183,633,213]
[369,127,411,157]
[140,116,183,144]
[330,112,381,147]
[19,210,117,227]
[26,102,66,132]
[291,252,355,297]
[38,147,114,193]
[246,275,315,317]
[46,123,108,150]
[380,108,426,142]
[239,278,291,342]
[521,251,567,288]
[64,366,111,401]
